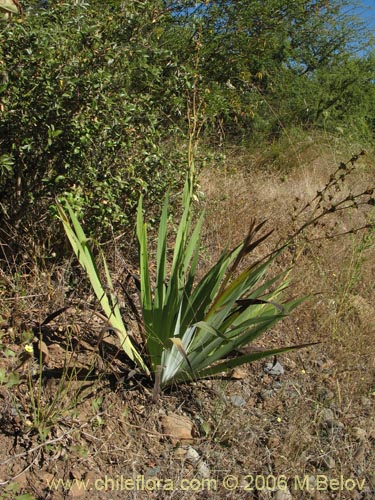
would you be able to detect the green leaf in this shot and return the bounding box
[0,0,21,15]
[195,342,319,379]
[57,199,149,374]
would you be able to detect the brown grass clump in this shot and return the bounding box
[197,137,375,495]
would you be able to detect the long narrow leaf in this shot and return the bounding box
[193,342,319,380]
[155,195,169,310]
[57,200,148,373]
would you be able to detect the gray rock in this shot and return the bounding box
[231,395,246,407]
[260,389,275,400]
[264,360,285,376]
[320,408,335,423]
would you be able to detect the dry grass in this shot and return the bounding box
[195,135,375,497]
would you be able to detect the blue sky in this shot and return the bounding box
[351,1,375,55]
[358,0,375,30]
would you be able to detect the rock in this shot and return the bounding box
[230,395,246,407]
[185,446,200,463]
[160,414,196,444]
[264,360,284,376]
[352,427,367,441]
[274,487,293,500]
[185,446,210,478]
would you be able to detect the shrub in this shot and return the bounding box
[0,1,188,244]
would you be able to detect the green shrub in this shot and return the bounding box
[0,1,188,243]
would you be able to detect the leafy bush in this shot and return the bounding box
[0,1,188,242]
[137,177,310,391]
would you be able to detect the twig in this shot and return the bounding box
[0,450,41,486]
[0,424,87,467]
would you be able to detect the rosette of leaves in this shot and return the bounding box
[137,175,311,393]
[59,174,312,394]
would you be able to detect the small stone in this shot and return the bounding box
[185,446,200,463]
[161,414,196,444]
[231,395,246,407]
[186,446,210,478]
[274,487,293,500]
[264,361,284,376]
[352,427,367,441]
